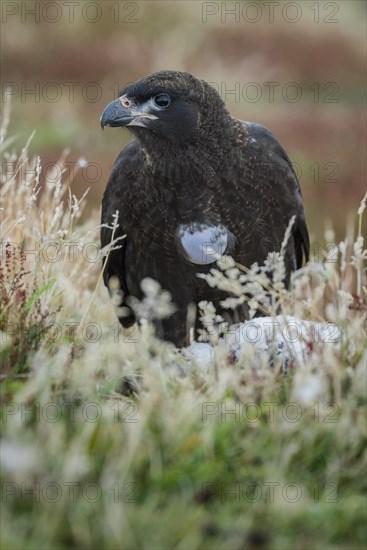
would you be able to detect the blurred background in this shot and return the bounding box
[2,0,366,243]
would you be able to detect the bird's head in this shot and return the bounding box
[100,71,231,150]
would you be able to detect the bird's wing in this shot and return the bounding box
[100,140,142,327]
[238,120,309,269]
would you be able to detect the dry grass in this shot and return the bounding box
[1,106,366,549]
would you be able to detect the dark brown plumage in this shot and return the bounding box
[100,70,309,346]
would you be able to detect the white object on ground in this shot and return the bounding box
[182,316,341,372]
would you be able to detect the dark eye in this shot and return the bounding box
[153,93,171,108]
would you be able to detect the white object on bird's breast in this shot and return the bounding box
[176,223,233,265]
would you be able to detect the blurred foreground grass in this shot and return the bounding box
[1,108,366,549]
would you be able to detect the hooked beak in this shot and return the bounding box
[100,97,158,130]
[100,98,133,129]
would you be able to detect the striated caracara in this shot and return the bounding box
[100,70,309,346]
